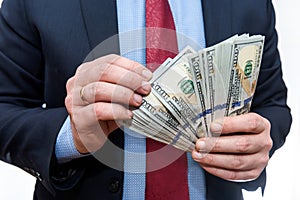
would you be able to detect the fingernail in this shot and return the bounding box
[194,152,204,159]
[197,141,206,150]
[210,122,223,133]
[133,94,142,104]
[142,81,151,92]
[142,69,153,80]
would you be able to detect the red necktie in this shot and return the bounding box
[145,0,189,199]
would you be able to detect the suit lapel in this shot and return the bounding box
[79,0,120,60]
[202,0,233,46]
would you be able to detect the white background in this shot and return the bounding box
[0,0,299,199]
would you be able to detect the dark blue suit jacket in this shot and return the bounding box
[0,0,292,199]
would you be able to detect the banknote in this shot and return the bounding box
[188,53,209,135]
[225,36,264,116]
[121,34,265,152]
[151,47,206,138]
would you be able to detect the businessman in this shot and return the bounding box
[0,0,292,199]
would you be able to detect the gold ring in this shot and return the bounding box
[80,87,87,103]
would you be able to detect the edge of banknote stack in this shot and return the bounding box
[120,34,265,152]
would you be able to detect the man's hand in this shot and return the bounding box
[65,54,153,154]
[192,113,272,181]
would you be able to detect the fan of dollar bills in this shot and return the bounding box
[121,34,265,152]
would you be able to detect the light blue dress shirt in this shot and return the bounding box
[56,1,206,199]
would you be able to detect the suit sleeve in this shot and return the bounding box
[250,0,292,157]
[0,0,82,194]
[206,1,292,199]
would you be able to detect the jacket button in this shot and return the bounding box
[108,178,120,193]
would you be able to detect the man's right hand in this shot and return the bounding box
[65,54,153,154]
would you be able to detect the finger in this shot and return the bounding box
[93,102,133,121]
[210,113,268,135]
[66,76,75,94]
[192,149,269,171]
[192,151,268,181]
[65,77,75,112]
[74,82,143,107]
[73,102,133,123]
[76,55,153,88]
[200,165,262,181]
[76,63,152,96]
[94,54,152,79]
[99,64,152,95]
[194,134,261,154]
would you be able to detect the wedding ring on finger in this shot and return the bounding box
[80,86,89,104]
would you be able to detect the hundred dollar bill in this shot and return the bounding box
[226,35,264,116]
[214,35,239,94]
[151,46,195,82]
[203,48,216,126]
[121,34,265,152]
[140,57,197,144]
[189,36,239,136]
[122,111,195,151]
[121,55,196,150]
[204,45,228,125]
[188,53,209,135]
[139,93,196,143]
[122,117,173,146]
[151,47,206,138]
[152,58,173,79]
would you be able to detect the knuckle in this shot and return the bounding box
[65,94,71,105]
[212,139,221,152]
[264,118,271,130]
[232,155,244,169]
[247,114,260,132]
[130,60,142,70]
[236,137,251,153]
[260,154,270,166]
[123,70,134,80]
[104,53,117,60]
[107,53,119,60]
[205,154,214,165]
[266,138,273,150]
[115,85,127,97]
[261,136,273,151]
[65,95,73,111]
[101,63,113,79]
[66,77,74,91]
[92,55,106,65]
[75,65,82,73]
[121,72,141,90]
[259,134,272,151]
[76,63,86,74]
[104,54,121,65]
[94,104,105,120]
[227,171,238,180]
